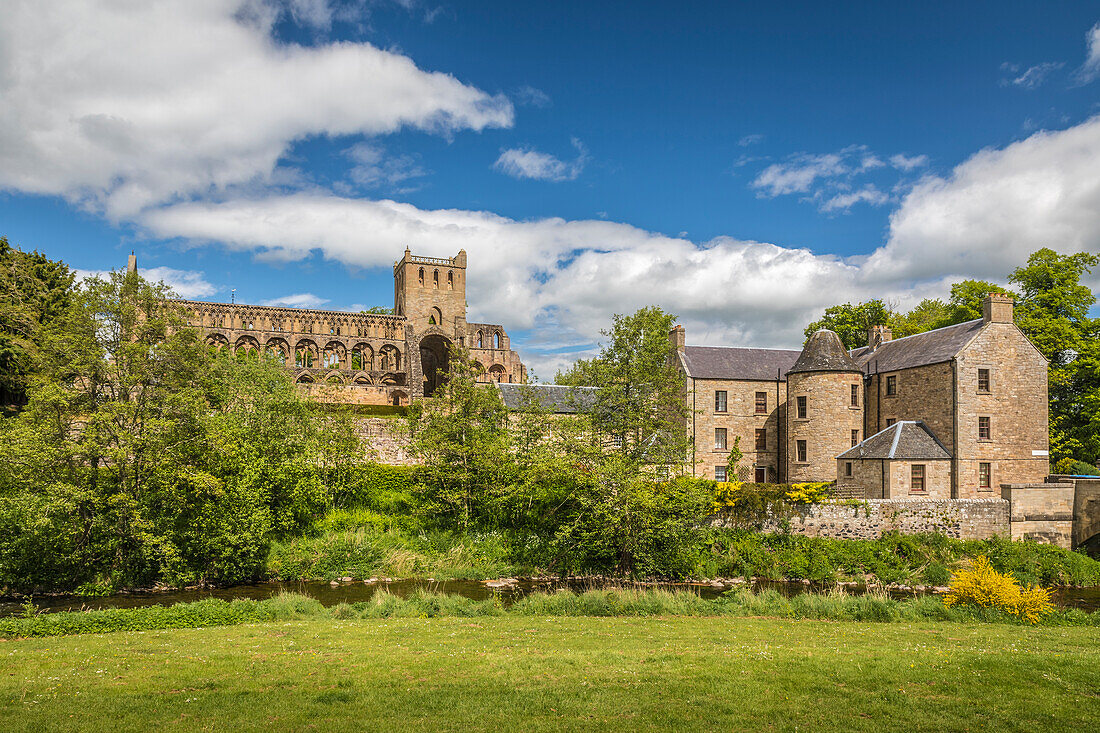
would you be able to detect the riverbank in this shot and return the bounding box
[3,612,1098,732]
[4,588,1100,638]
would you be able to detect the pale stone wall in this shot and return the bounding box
[786,371,863,483]
[886,459,952,500]
[865,361,955,454]
[686,377,785,481]
[1000,482,1074,548]
[353,417,415,466]
[836,457,883,498]
[709,498,1010,540]
[955,324,1049,496]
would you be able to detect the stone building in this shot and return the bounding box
[166,248,526,405]
[672,293,1049,497]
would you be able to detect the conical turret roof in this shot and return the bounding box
[789,329,862,374]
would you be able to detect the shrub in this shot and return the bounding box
[943,556,1054,624]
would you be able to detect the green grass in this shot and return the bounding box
[4,589,1098,639]
[2,614,1098,732]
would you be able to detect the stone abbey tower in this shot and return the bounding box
[170,248,526,405]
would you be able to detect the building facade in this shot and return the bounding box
[167,248,526,405]
[673,293,1050,497]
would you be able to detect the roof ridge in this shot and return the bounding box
[869,318,982,348]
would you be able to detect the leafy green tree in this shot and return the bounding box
[1009,248,1100,464]
[939,279,1015,327]
[803,300,892,350]
[0,237,74,406]
[891,298,948,338]
[0,268,351,591]
[554,355,605,386]
[407,346,513,527]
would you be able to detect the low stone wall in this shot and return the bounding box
[709,498,1010,540]
[353,417,414,465]
[1001,482,1075,549]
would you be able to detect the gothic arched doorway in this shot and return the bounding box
[419,334,451,397]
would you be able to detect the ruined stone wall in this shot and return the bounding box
[353,417,415,466]
[686,376,785,481]
[709,498,1010,540]
[956,324,1049,496]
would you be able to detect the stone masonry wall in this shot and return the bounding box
[688,377,785,482]
[1000,482,1074,548]
[709,498,1010,540]
[786,371,863,483]
[353,417,415,466]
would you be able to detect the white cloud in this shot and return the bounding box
[752,152,848,196]
[1002,61,1064,89]
[344,142,428,189]
[493,138,588,182]
[0,0,512,218]
[819,186,890,213]
[1076,22,1100,84]
[865,115,1100,285]
[738,134,765,146]
[259,293,332,308]
[73,265,217,299]
[889,154,929,171]
[514,85,552,108]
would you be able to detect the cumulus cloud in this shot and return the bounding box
[493,138,588,182]
[1001,61,1064,89]
[260,292,332,308]
[0,0,512,218]
[819,186,891,213]
[889,154,929,171]
[751,145,916,211]
[865,115,1100,285]
[752,152,848,196]
[1076,22,1100,84]
[73,266,217,299]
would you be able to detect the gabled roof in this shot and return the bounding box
[789,329,861,374]
[850,319,984,373]
[680,346,800,381]
[837,420,952,461]
[496,383,597,414]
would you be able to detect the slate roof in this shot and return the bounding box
[837,421,952,461]
[680,346,800,381]
[495,383,597,414]
[789,329,861,374]
[850,319,984,373]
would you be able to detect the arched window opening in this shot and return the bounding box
[433,269,439,288]
[476,330,483,348]
[494,332,501,349]
[418,268,424,286]
[447,270,454,289]
[429,307,442,326]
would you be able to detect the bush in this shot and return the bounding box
[943,556,1054,624]
[1051,458,1100,476]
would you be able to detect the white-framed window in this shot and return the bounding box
[715,390,727,412]
[714,465,727,482]
[714,428,727,451]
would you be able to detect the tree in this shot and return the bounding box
[406,345,513,527]
[1009,248,1100,464]
[0,237,74,407]
[804,300,892,350]
[939,279,1015,327]
[891,298,948,338]
[0,268,351,591]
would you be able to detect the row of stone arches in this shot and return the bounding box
[418,267,455,290]
[294,371,406,387]
[474,329,503,350]
[205,334,402,372]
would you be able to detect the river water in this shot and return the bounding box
[3,578,1099,618]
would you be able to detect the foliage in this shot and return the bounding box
[943,556,1054,624]
[0,269,365,592]
[710,481,834,518]
[803,299,892,350]
[0,237,73,406]
[1052,457,1100,476]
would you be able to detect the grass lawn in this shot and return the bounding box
[2,616,1098,732]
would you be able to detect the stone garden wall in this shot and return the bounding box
[709,498,1010,540]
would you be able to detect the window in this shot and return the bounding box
[755,392,767,414]
[796,440,807,463]
[714,390,727,413]
[755,428,767,450]
[849,384,859,407]
[494,332,502,349]
[911,464,925,492]
[978,416,991,441]
[714,428,727,451]
[418,267,424,286]
[978,368,990,393]
[845,461,853,477]
[796,396,807,419]
[979,462,992,490]
[714,465,727,482]
[610,434,623,448]
[885,418,896,427]
[885,375,897,396]
[754,466,767,483]
[851,429,860,447]
[433,269,439,288]
[447,270,454,290]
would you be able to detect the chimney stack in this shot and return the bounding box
[669,324,686,353]
[982,293,1014,324]
[867,324,892,351]
[126,252,137,274]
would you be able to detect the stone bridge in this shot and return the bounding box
[1062,476,1100,556]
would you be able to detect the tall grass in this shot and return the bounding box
[4,588,1098,638]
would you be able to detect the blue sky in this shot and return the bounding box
[2,1,1099,377]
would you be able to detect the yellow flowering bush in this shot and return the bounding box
[943,556,1054,624]
[711,481,833,512]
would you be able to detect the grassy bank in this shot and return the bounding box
[3,613,1099,732]
[4,588,1099,639]
[265,525,1100,587]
